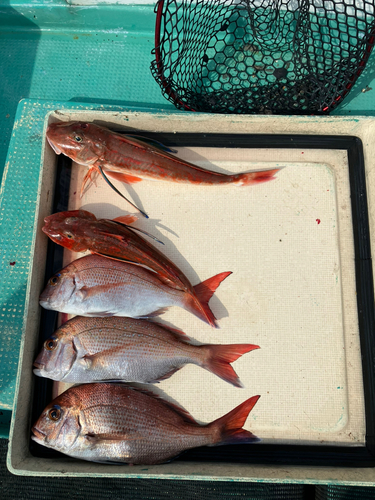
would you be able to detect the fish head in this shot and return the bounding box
[46,122,106,165]
[42,210,97,251]
[31,391,82,451]
[33,324,77,381]
[39,267,78,312]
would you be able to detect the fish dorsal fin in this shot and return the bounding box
[90,251,158,275]
[156,324,194,346]
[85,433,126,444]
[159,324,189,337]
[116,134,227,177]
[128,386,197,425]
[123,134,178,153]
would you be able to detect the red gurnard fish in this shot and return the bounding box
[46,121,281,206]
[32,383,260,464]
[42,209,227,327]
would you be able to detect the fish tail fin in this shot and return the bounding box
[236,168,282,186]
[210,396,261,446]
[203,344,260,387]
[187,272,232,328]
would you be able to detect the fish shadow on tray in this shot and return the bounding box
[79,201,230,323]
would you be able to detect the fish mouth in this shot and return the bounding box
[33,361,45,376]
[42,226,62,242]
[46,133,62,155]
[31,427,46,443]
[39,298,53,310]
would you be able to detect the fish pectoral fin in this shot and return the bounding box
[104,170,143,184]
[85,433,126,445]
[110,221,165,245]
[77,285,115,301]
[77,287,89,301]
[95,231,126,242]
[82,347,122,367]
[80,166,99,198]
[78,354,97,369]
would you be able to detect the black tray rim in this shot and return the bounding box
[31,132,375,468]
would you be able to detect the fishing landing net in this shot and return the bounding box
[151,0,375,114]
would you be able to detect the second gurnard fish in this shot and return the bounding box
[46,121,282,213]
[32,383,260,464]
[39,254,231,323]
[33,316,259,387]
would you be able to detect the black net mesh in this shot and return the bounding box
[151,0,375,114]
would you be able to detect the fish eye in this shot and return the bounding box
[49,274,61,286]
[44,338,58,351]
[74,135,83,143]
[65,231,74,239]
[48,406,61,421]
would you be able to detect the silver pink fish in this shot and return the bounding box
[39,255,231,325]
[31,383,260,464]
[33,316,259,387]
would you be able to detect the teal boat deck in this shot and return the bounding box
[1,0,375,450]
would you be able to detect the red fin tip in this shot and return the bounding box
[204,344,260,387]
[211,395,260,446]
[191,271,232,328]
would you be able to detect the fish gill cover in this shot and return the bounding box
[151,0,375,114]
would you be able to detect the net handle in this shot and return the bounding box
[154,0,196,112]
